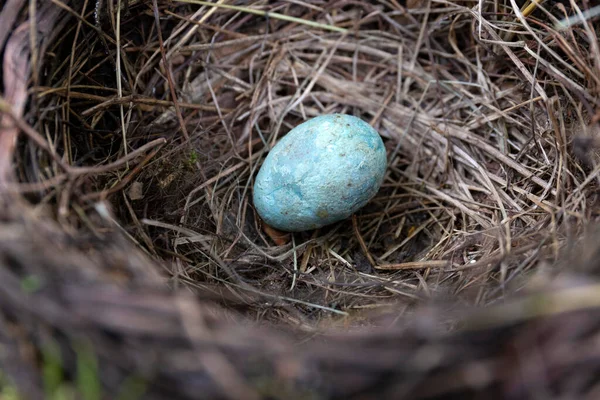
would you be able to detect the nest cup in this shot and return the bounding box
[1,1,600,399]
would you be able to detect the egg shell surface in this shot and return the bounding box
[253,114,387,232]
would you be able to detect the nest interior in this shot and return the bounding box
[2,0,600,399]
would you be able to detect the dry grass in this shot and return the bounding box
[2,0,600,398]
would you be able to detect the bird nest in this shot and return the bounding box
[1,0,600,399]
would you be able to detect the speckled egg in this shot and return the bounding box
[253,114,387,232]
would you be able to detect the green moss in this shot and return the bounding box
[185,150,199,169]
[20,275,43,293]
[75,342,101,400]
[0,370,22,400]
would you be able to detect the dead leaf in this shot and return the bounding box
[128,181,144,200]
[262,223,290,246]
[407,0,426,9]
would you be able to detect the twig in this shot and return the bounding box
[352,214,376,267]
[175,0,348,33]
[152,0,189,141]
[375,260,449,271]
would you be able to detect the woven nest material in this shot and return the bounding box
[1,0,600,399]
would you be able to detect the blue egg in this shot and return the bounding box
[253,114,387,232]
